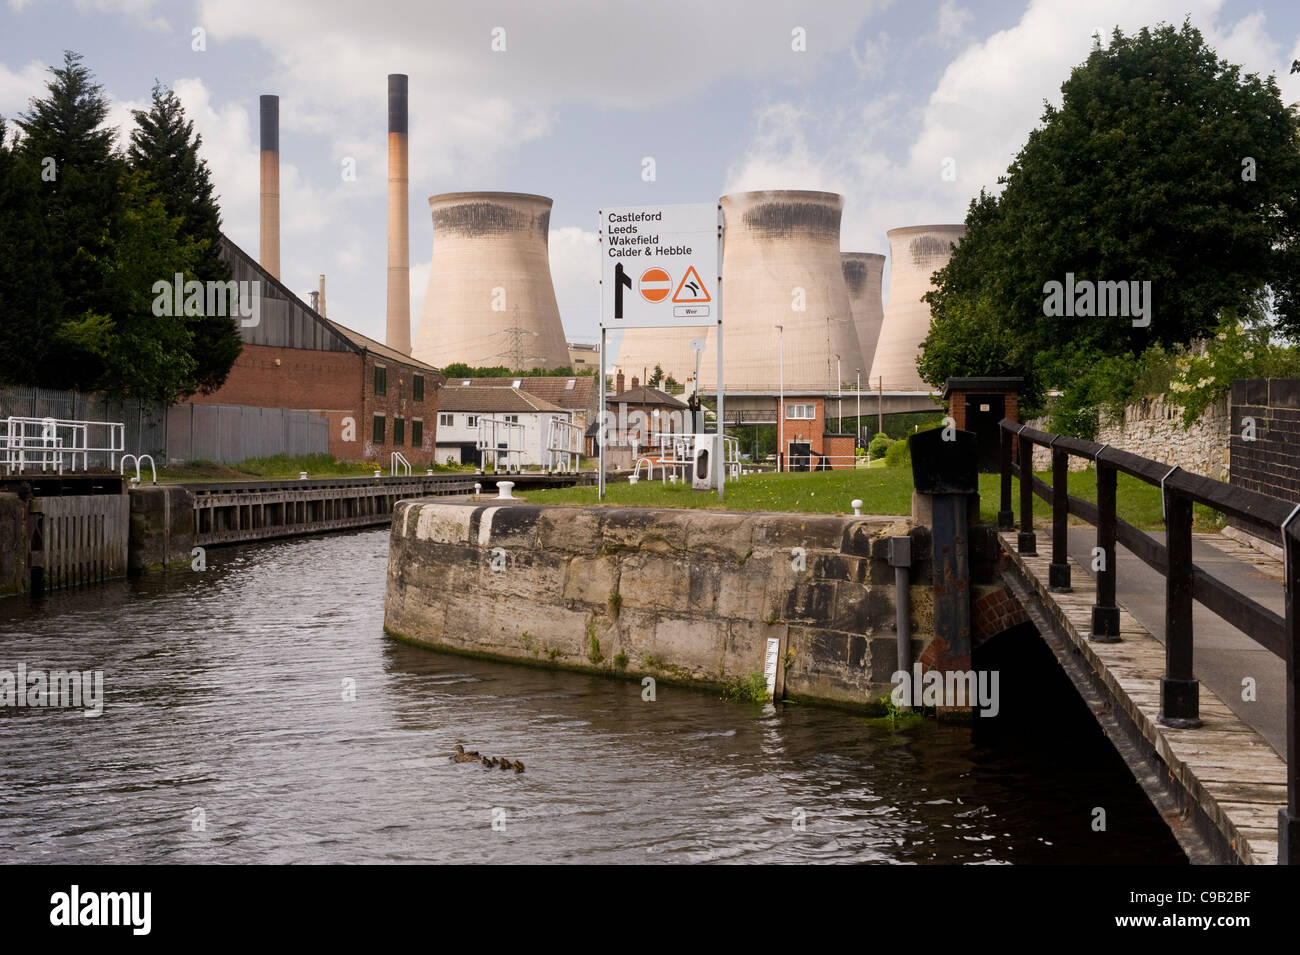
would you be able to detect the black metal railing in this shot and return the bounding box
[998,418,1299,864]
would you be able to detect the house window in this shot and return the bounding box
[374,365,387,396]
[785,403,815,420]
[466,415,477,428]
[412,419,423,446]
[413,375,424,401]
[504,414,519,423]
[372,414,385,444]
[439,413,453,427]
[393,417,405,445]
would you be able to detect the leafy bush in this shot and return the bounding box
[1168,318,1300,426]
[868,432,893,459]
[885,437,911,468]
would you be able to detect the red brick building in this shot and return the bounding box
[778,395,855,470]
[186,237,445,465]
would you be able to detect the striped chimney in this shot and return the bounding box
[386,74,411,355]
[259,95,280,280]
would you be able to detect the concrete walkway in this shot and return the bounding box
[1064,527,1286,756]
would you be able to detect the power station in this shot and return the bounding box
[411,192,570,372]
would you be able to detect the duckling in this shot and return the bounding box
[498,757,512,771]
[481,755,495,767]
[512,760,525,774]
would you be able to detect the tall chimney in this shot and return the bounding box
[386,74,411,355]
[616,370,625,394]
[318,274,327,318]
[259,95,280,280]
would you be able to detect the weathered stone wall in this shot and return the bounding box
[1029,395,1229,479]
[128,485,196,573]
[384,501,937,707]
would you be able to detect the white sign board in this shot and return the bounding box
[598,202,719,328]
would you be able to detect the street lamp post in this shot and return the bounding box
[775,324,784,473]
[836,355,842,437]
[855,369,861,456]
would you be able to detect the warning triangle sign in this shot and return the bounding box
[672,265,712,303]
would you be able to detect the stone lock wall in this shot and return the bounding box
[384,502,937,707]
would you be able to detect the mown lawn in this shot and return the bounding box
[521,465,1225,533]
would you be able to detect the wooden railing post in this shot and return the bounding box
[1090,455,1121,642]
[1281,517,1300,864]
[1017,431,1036,554]
[998,424,1014,530]
[1159,491,1202,727]
[1049,445,1071,592]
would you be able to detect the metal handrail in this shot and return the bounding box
[391,451,412,477]
[120,453,157,485]
[998,417,1298,863]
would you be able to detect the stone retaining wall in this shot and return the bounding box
[384,501,937,707]
[1029,395,1229,479]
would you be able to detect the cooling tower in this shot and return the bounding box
[386,74,411,355]
[714,190,859,391]
[868,225,965,391]
[413,192,569,371]
[259,94,280,280]
[842,253,885,380]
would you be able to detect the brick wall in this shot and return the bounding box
[1230,379,1300,506]
[361,355,439,466]
[189,344,361,413]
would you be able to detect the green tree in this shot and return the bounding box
[0,119,60,385]
[919,22,1300,433]
[648,363,664,388]
[129,82,240,394]
[14,50,125,389]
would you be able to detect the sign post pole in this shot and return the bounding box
[598,326,605,500]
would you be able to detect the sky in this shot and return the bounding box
[3,0,1299,353]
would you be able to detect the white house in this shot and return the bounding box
[434,386,577,469]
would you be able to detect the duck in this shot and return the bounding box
[449,744,480,763]
[512,760,525,774]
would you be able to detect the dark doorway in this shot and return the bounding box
[965,395,1005,472]
[789,442,812,472]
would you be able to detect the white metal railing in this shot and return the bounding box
[631,457,656,482]
[545,416,577,473]
[476,416,527,474]
[1,416,125,474]
[120,453,157,484]
[391,451,412,477]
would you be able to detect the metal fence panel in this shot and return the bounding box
[0,387,329,467]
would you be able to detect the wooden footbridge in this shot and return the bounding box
[996,419,1297,864]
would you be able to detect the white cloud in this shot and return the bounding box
[935,0,973,47]
[0,58,49,120]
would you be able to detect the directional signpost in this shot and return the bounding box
[598,202,723,499]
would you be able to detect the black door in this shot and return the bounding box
[965,395,1005,472]
[790,442,812,472]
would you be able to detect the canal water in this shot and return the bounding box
[0,529,1186,864]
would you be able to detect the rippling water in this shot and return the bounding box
[0,529,1185,864]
